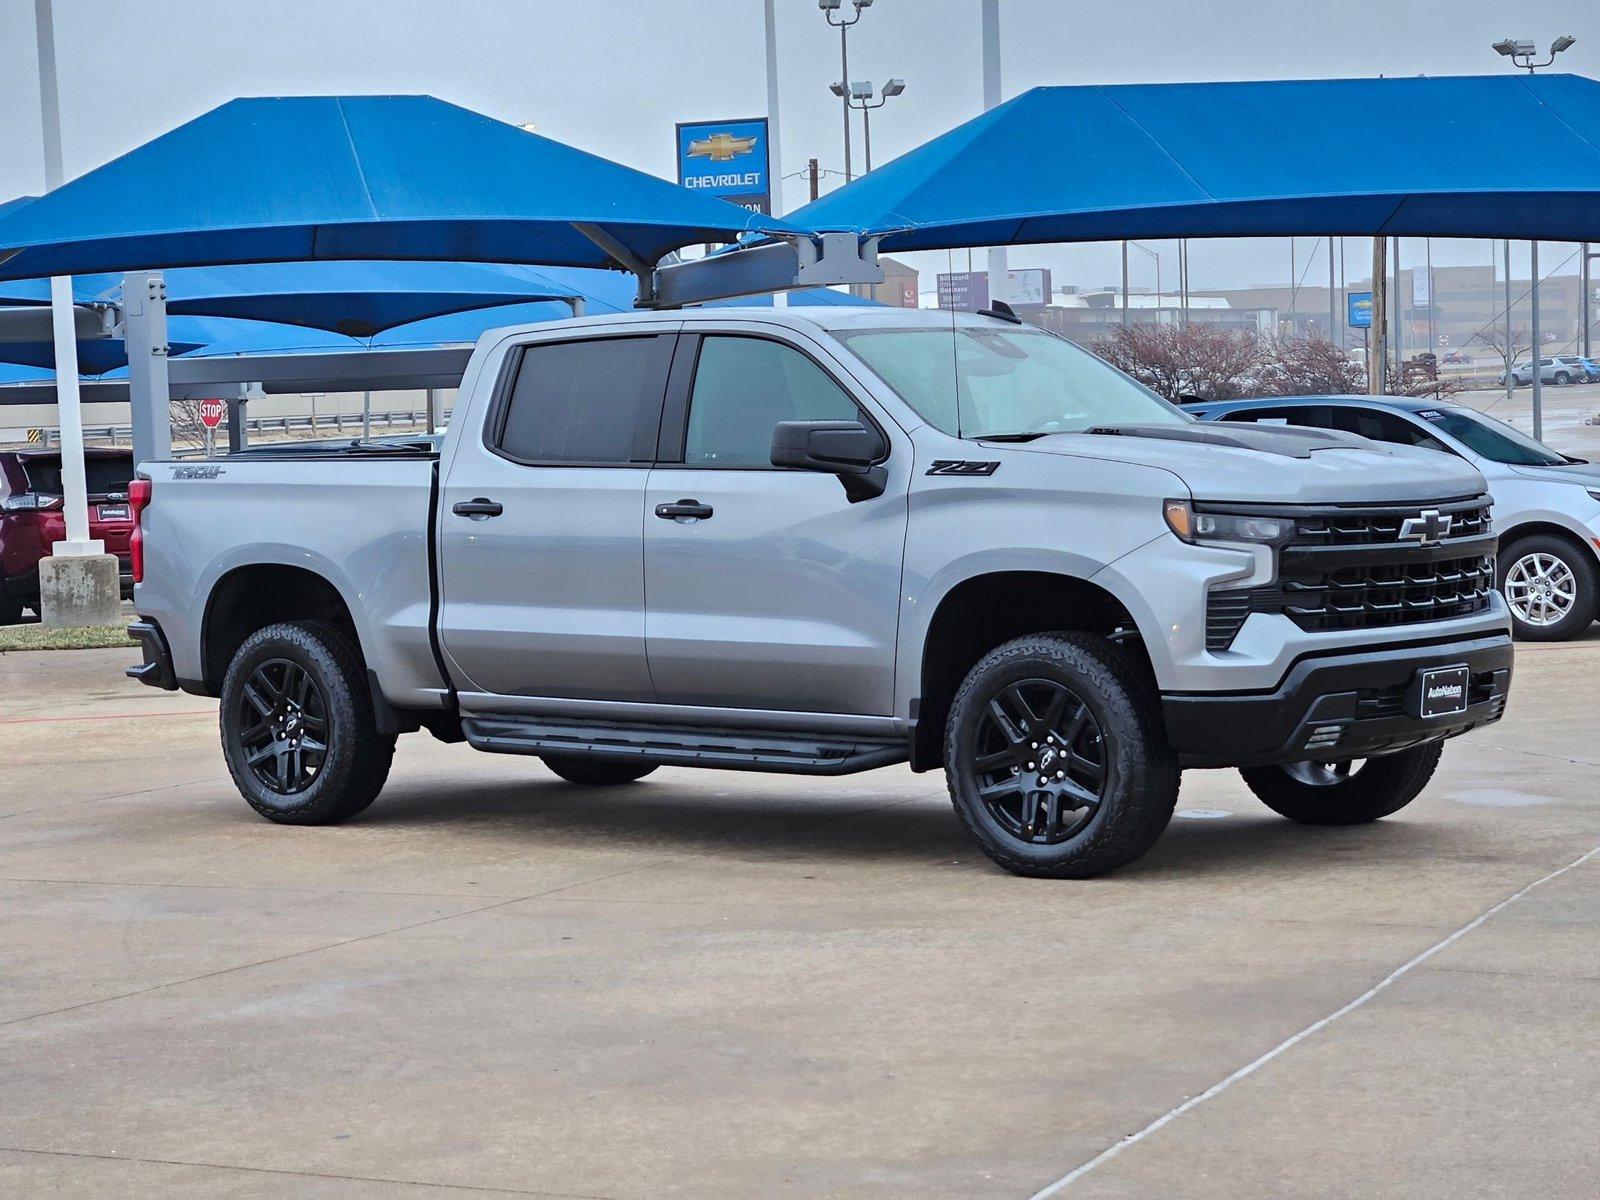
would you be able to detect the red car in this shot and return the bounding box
[0,448,135,623]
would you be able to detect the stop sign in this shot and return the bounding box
[198,398,225,428]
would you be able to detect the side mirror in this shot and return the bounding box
[771,420,887,501]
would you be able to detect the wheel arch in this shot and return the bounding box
[1498,519,1600,567]
[201,563,362,695]
[910,569,1148,771]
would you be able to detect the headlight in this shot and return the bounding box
[1163,499,1292,546]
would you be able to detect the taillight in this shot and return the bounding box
[129,477,152,584]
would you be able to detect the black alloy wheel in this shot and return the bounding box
[971,679,1107,846]
[235,657,330,795]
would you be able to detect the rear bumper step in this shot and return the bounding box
[462,714,907,776]
[125,619,178,691]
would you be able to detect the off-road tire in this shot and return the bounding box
[541,755,658,785]
[944,632,1179,879]
[1240,742,1443,825]
[1498,532,1600,642]
[220,621,395,825]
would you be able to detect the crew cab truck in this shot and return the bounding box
[127,308,1513,878]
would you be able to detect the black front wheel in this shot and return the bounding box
[944,633,1178,879]
[220,621,395,825]
[1239,742,1442,825]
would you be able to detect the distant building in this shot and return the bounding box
[1016,290,1276,347]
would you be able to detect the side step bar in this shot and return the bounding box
[462,714,908,776]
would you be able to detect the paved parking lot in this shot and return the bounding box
[2,637,1597,1198]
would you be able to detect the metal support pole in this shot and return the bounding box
[425,388,440,434]
[1530,240,1543,442]
[981,0,1007,300]
[1179,239,1189,326]
[1370,236,1388,394]
[1328,237,1337,342]
[1583,242,1592,358]
[124,271,173,466]
[1425,237,1435,352]
[1121,241,1130,327]
[838,22,852,181]
[227,393,247,453]
[1392,236,1403,380]
[34,0,97,556]
[362,390,372,440]
[1504,239,1514,402]
[862,105,873,174]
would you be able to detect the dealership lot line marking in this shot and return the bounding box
[1030,841,1600,1199]
[0,1144,619,1199]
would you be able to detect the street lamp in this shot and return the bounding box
[820,0,873,181]
[1490,34,1575,441]
[1491,34,1576,72]
[1129,242,1162,317]
[832,77,905,173]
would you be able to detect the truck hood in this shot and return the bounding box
[992,423,1487,504]
[1506,458,1600,487]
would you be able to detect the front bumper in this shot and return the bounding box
[1162,633,1513,768]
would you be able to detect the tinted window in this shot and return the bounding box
[1328,407,1449,452]
[684,336,861,467]
[1415,407,1567,466]
[1222,406,1334,429]
[20,455,134,496]
[497,336,669,464]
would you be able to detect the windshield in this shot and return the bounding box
[1415,407,1567,467]
[834,324,1189,438]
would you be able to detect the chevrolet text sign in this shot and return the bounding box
[676,117,771,215]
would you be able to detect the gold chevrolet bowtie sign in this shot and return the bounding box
[685,133,759,163]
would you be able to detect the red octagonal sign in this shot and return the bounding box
[198,398,225,428]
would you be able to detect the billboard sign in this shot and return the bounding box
[1002,268,1052,305]
[675,117,771,215]
[937,271,990,311]
[1347,291,1373,329]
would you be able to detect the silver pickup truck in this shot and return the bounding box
[127,307,1513,877]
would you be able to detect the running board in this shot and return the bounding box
[462,714,908,776]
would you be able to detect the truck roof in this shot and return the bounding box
[482,304,1017,341]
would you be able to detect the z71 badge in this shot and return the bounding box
[926,460,1000,476]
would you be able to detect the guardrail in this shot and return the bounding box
[3,405,452,451]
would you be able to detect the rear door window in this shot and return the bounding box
[1220,406,1334,429]
[494,335,674,465]
[20,456,133,497]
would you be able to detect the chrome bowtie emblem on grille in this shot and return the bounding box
[1399,508,1453,545]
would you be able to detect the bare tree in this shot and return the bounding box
[1093,323,1265,402]
[168,398,208,450]
[1256,335,1366,396]
[1470,324,1532,385]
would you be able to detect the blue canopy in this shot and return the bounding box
[788,74,1600,249]
[0,95,800,283]
[100,260,585,337]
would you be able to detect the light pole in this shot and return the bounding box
[1129,242,1161,319]
[833,78,904,174]
[819,0,872,182]
[1491,34,1576,72]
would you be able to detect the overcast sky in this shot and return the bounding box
[0,0,1594,294]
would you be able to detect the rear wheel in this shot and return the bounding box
[1499,533,1600,641]
[1239,742,1442,825]
[1555,371,1572,386]
[219,621,394,825]
[540,754,657,785]
[944,633,1178,879]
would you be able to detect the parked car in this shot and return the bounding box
[0,447,135,623]
[1552,355,1600,383]
[1189,395,1600,640]
[1500,358,1581,387]
[1441,350,1473,366]
[127,309,1511,878]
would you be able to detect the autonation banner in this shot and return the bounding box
[676,117,771,215]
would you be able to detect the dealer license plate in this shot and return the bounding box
[1416,666,1470,719]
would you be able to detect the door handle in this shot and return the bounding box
[452,497,504,519]
[655,499,714,521]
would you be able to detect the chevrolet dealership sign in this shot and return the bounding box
[676,117,771,215]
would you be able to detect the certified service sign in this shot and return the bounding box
[676,117,771,215]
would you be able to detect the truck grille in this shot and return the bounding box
[1205,496,1495,650]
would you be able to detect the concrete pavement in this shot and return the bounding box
[1,637,1596,1198]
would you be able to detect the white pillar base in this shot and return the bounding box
[49,538,107,557]
[39,553,122,629]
